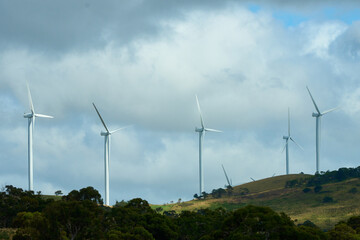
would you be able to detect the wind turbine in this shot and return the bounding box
[221,164,232,188]
[306,86,338,173]
[195,95,221,197]
[282,108,303,175]
[93,103,127,206]
[23,83,53,191]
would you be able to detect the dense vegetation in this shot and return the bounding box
[1,185,360,239]
[285,166,360,189]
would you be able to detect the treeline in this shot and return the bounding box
[1,185,360,239]
[285,166,360,188]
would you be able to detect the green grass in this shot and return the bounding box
[155,174,360,230]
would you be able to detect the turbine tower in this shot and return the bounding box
[195,95,221,197]
[23,83,53,191]
[93,103,126,206]
[306,86,338,173]
[282,108,303,175]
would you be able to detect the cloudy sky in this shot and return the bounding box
[1,0,360,204]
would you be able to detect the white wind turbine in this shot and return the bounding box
[93,103,127,206]
[306,86,338,173]
[221,164,232,188]
[23,83,53,191]
[195,95,221,197]
[282,108,303,175]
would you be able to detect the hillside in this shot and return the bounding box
[153,174,360,230]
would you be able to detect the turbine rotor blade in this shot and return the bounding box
[321,107,340,115]
[306,86,321,114]
[92,103,109,133]
[282,139,288,153]
[109,125,132,134]
[195,95,205,129]
[290,137,304,150]
[26,83,35,113]
[288,108,290,136]
[222,164,231,186]
[35,113,54,118]
[204,128,222,133]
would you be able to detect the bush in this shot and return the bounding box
[303,188,311,193]
[322,196,333,203]
[349,187,358,194]
[314,185,323,193]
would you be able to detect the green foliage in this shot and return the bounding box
[0,185,53,228]
[303,187,312,193]
[54,190,62,196]
[64,186,103,204]
[322,196,334,203]
[314,185,323,193]
[285,177,309,188]
[211,188,226,198]
[349,188,358,194]
[347,216,360,234]
[307,167,360,187]
[327,223,360,240]
[7,184,360,240]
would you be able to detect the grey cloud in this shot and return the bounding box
[329,21,360,61]
[0,0,229,53]
[1,0,360,53]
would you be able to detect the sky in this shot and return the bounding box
[1,0,360,205]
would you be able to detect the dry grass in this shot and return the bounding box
[153,174,360,230]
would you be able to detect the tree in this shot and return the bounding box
[65,186,103,204]
[54,190,63,196]
[327,223,359,240]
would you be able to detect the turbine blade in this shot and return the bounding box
[250,177,256,182]
[26,83,35,113]
[92,103,109,133]
[195,95,204,128]
[288,108,290,136]
[35,113,54,118]
[282,139,288,153]
[109,125,132,134]
[290,137,304,150]
[306,86,321,114]
[222,164,231,186]
[321,107,340,115]
[204,128,222,133]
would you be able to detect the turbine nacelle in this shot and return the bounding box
[312,112,321,117]
[101,131,110,136]
[24,113,33,118]
[283,136,289,140]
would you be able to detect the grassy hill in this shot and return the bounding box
[152,174,360,230]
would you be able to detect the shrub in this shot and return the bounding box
[303,188,311,193]
[322,196,333,203]
[349,187,358,194]
[314,185,323,193]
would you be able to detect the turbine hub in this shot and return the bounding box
[195,127,203,132]
[312,112,320,117]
